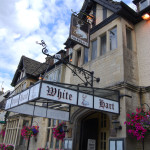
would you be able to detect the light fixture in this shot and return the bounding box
[142,13,150,20]
[38,74,43,80]
[112,120,122,130]
[62,125,69,132]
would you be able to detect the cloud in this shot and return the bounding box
[0,0,137,92]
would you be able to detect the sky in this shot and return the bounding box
[0,0,136,92]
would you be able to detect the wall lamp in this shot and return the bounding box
[112,120,122,130]
[62,125,69,132]
[142,13,150,21]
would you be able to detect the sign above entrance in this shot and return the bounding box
[5,81,120,115]
[69,14,90,48]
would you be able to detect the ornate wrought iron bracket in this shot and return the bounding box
[36,40,100,87]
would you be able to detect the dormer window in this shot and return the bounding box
[140,0,150,10]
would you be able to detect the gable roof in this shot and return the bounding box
[80,0,139,23]
[11,56,48,86]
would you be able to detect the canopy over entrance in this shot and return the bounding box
[5,81,120,121]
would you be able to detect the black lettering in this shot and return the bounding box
[69,94,72,100]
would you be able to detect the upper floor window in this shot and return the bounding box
[103,7,107,20]
[77,50,81,66]
[126,27,132,50]
[110,27,117,50]
[140,0,149,10]
[84,47,89,64]
[92,39,97,60]
[22,82,26,90]
[100,33,106,55]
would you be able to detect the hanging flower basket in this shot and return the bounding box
[53,122,65,140]
[5,144,14,150]
[124,108,150,140]
[21,126,33,139]
[21,126,39,139]
[0,143,6,150]
[0,144,14,150]
[31,126,39,137]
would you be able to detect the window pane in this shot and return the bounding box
[77,50,81,66]
[48,119,51,127]
[117,141,123,150]
[92,40,97,60]
[50,133,53,148]
[103,7,107,20]
[84,47,89,64]
[68,140,72,149]
[110,27,117,50]
[126,28,132,50]
[53,119,57,126]
[140,0,148,10]
[101,34,106,55]
[110,141,115,150]
[45,129,50,148]
[56,139,59,148]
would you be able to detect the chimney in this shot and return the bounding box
[45,56,54,65]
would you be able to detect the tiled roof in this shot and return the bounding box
[94,0,121,12]
[22,56,48,76]
[11,56,48,86]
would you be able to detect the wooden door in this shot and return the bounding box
[80,118,98,150]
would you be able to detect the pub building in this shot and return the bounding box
[4,0,150,150]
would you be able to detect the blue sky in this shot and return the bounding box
[0,0,136,92]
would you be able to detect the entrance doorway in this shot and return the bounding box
[79,113,109,150]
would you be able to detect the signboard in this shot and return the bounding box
[11,94,20,107]
[19,89,29,104]
[40,83,77,105]
[69,14,90,47]
[5,98,12,110]
[8,104,69,121]
[29,83,40,101]
[5,81,119,114]
[87,139,96,150]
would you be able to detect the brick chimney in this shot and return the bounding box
[45,56,54,65]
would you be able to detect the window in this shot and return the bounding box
[126,27,132,50]
[103,7,107,20]
[92,40,97,60]
[20,120,29,145]
[77,50,81,66]
[22,82,26,90]
[56,139,59,149]
[50,133,54,149]
[110,27,117,50]
[109,139,124,150]
[46,119,64,149]
[100,34,106,55]
[53,119,57,126]
[140,0,149,10]
[84,47,89,64]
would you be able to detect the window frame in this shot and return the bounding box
[91,39,97,60]
[109,26,117,51]
[84,47,89,64]
[109,138,125,150]
[100,33,107,56]
[126,26,133,50]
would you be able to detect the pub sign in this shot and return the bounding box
[69,14,90,47]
